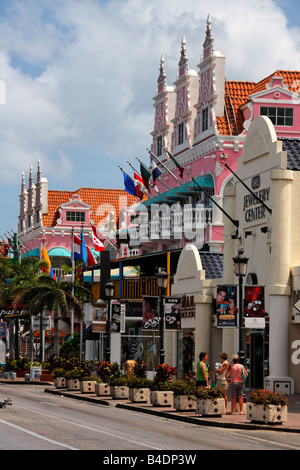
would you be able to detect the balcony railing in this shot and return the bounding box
[92,276,174,300]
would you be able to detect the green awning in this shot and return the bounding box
[48,247,71,257]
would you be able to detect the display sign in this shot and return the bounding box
[216,285,238,327]
[244,286,265,317]
[244,317,265,329]
[0,322,7,337]
[165,297,182,330]
[92,302,107,333]
[142,296,159,330]
[293,298,300,313]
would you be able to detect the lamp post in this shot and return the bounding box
[156,269,169,364]
[233,250,249,365]
[105,281,115,362]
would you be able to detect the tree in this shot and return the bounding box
[0,257,49,360]
[18,274,93,357]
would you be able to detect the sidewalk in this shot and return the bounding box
[1,378,299,433]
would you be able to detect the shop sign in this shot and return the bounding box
[243,175,270,223]
[244,317,265,329]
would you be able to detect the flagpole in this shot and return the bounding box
[126,160,150,199]
[147,148,181,186]
[71,226,74,337]
[161,149,240,229]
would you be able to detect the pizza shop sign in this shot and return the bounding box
[243,175,270,222]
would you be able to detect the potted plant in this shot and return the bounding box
[128,377,152,403]
[108,375,129,399]
[52,368,67,388]
[80,375,97,393]
[94,361,112,396]
[149,364,177,407]
[40,361,53,382]
[196,386,226,416]
[170,380,196,411]
[247,389,288,424]
[65,369,81,390]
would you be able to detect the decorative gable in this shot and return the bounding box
[57,193,91,226]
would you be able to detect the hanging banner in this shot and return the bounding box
[165,297,182,330]
[216,285,238,327]
[244,286,265,317]
[111,301,126,333]
[142,296,159,330]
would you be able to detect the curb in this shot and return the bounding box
[44,388,300,434]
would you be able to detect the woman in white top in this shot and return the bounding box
[215,352,229,413]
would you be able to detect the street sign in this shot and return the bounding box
[293,298,300,313]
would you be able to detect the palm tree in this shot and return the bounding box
[18,274,93,357]
[0,257,49,360]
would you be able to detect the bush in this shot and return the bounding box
[52,368,66,378]
[169,380,196,397]
[249,389,288,406]
[133,360,147,378]
[195,386,225,400]
[149,380,173,391]
[108,376,128,387]
[127,377,152,389]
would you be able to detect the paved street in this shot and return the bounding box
[1,383,300,454]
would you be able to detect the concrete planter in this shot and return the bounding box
[80,380,96,393]
[150,390,174,407]
[129,388,150,403]
[54,377,66,388]
[66,379,80,391]
[247,403,288,424]
[110,385,129,399]
[196,398,225,416]
[174,395,196,411]
[95,382,111,396]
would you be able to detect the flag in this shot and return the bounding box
[140,163,151,192]
[165,148,184,178]
[133,172,144,200]
[74,233,96,267]
[151,160,162,181]
[91,225,105,252]
[123,172,137,197]
[41,245,56,281]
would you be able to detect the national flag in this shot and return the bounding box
[74,233,96,267]
[151,160,162,182]
[140,163,151,192]
[123,172,137,197]
[165,148,184,178]
[91,225,105,252]
[133,172,144,200]
[41,245,56,281]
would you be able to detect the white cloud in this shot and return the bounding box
[0,0,299,234]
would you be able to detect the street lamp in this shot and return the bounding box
[233,250,249,365]
[105,281,115,362]
[156,269,169,364]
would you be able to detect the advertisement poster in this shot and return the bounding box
[142,296,159,330]
[216,285,238,327]
[244,286,265,317]
[165,297,182,330]
[92,302,107,333]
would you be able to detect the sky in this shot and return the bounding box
[0,0,300,237]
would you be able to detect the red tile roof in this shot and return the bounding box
[42,187,136,229]
[217,71,300,135]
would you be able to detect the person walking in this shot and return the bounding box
[226,355,248,414]
[196,351,209,388]
[215,352,229,413]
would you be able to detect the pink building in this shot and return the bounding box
[127,15,300,255]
